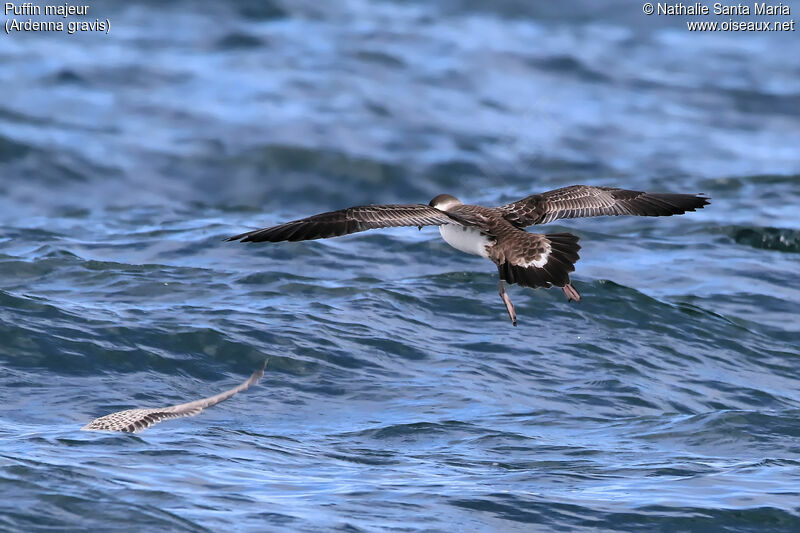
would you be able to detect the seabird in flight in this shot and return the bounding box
[82,363,265,433]
[228,185,709,325]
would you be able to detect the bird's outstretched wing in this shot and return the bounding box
[227,204,461,243]
[82,363,266,433]
[497,185,710,227]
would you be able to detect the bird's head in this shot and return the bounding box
[429,194,462,211]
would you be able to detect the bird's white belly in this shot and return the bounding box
[439,224,491,258]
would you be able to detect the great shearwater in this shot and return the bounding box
[228,185,709,325]
[82,363,265,433]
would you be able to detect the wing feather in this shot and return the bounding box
[82,363,265,433]
[498,185,710,227]
[227,204,460,243]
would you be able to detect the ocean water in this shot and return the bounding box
[1,1,799,531]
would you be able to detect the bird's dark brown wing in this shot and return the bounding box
[227,204,461,243]
[497,185,710,227]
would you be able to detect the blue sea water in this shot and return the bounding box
[1,1,799,531]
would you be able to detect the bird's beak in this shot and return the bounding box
[417,226,422,231]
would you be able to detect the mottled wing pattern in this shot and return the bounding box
[498,185,710,227]
[82,363,266,433]
[80,407,198,433]
[228,204,461,243]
